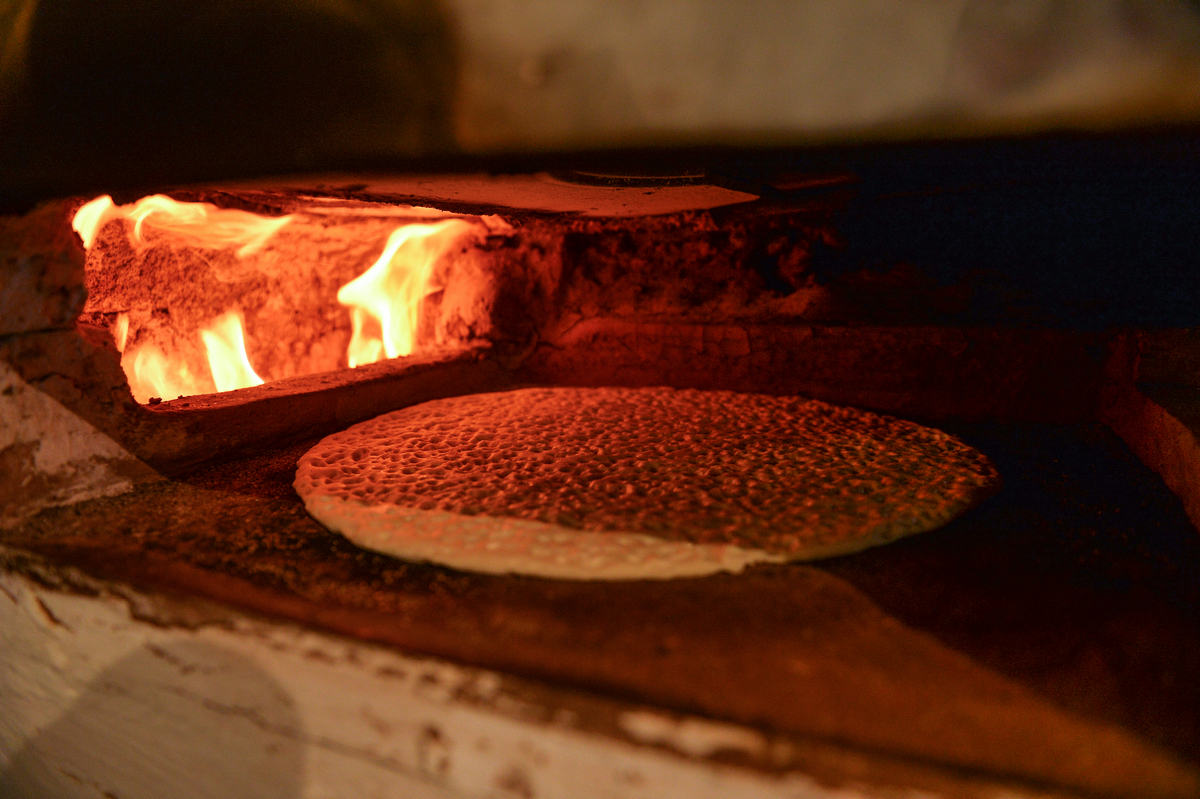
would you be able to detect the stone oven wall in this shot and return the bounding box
[0,200,155,527]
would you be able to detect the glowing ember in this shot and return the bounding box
[200,311,264,393]
[338,220,473,368]
[72,194,292,256]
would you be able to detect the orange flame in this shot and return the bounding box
[111,313,130,353]
[119,311,262,404]
[337,219,472,367]
[72,194,292,256]
[200,311,264,393]
[123,343,208,404]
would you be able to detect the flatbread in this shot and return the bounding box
[294,387,999,579]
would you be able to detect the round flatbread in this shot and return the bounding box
[294,387,999,579]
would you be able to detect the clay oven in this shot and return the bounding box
[4,3,1200,798]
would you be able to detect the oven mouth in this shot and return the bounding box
[74,192,506,402]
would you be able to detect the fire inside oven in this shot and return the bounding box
[72,193,494,405]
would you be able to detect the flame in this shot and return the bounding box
[77,197,478,402]
[337,219,471,368]
[119,311,262,403]
[72,194,283,403]
[124,343,208,404]
[72,194,292,256]
[200,311,264,393]
[111,313,130,353]
[73,196,118,249]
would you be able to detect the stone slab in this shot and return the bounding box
[0,200,86,336]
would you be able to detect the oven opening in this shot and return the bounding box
[73,192,502,406]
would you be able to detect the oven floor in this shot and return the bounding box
[5,420,1199,794]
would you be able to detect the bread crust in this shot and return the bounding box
[294,387,999,578]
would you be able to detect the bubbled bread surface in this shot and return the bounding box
[295,387,999,570]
